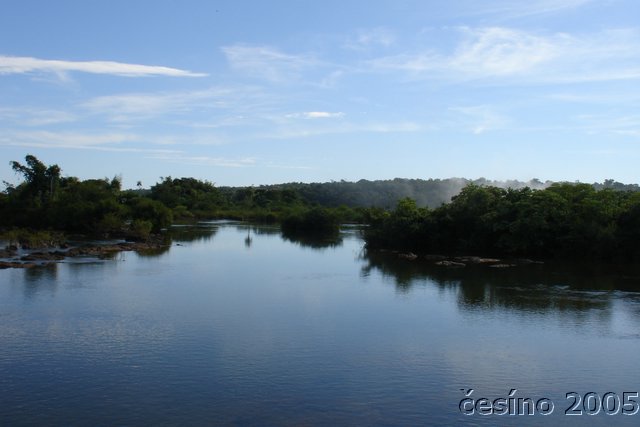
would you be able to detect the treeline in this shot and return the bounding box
[228,178,640,209]
[1,156,173,240]
[248,178,551,209]
[0,155,361,239]
[4,154,640,260]
[364,184,640,261]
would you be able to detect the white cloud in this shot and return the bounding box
[574,113,640,136]
[370,27,640,84]
[0,55,207,77]
[83,87,251,122]
[450,105,510,134]
[264,120,423,139]
[0,130,139,148]
[0,107,76,126]
[344,28,396,50]
[0,130,186,154]
[468,0,596,19]
[286,111,345,119]
[452,27,558,76]
[370,27,558,78]
[221,44,319,82]
[150,153,257,168]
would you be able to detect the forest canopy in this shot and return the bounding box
[2,154,640,260]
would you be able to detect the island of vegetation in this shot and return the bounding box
[1,154,640,267]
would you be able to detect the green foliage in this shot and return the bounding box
[129,219,153,241]
[4,154,640,259]
[126,197,173,232]
[151,177,220,215]
[364,183,640,261]
[51,178,126,233]
[281,207,340,234]
[1,229,65,248]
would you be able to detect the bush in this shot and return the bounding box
[129,220,153,241]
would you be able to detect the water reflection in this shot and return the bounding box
[2,223,640,426]
[168,224,219,243]
[22,263,59,299]
[244,227,253,249]
[361,249,640,317]
[280,229,343,250]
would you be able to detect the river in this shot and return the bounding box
[1,222,639,425]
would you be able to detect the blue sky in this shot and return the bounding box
[1,0,640,188]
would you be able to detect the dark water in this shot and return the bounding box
[1,222,640,426]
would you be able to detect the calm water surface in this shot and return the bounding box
[1,222,640,426]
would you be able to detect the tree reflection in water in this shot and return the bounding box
[280,228,343,250]
[361,249,640,320]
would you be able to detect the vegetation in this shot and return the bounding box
[281,207,340,234]
[3,154,640,261]
[0,155,361,242]
[364,184,640,261]
[236,177,555,209]
[1,155,171,240]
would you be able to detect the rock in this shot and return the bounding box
[398,252,418,260]
[20,251,66,261]
[424,254,447,261]
[454,256,501,264]
[477,258,501,264]
[0,249,16,258]
[435,260,466,267]
[454,256,480,263]
[488,263,517,268]
[0,261,41,269]
[514,258,544,265]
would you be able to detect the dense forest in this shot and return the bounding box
[224,178,550,209]
[364,184,640,261]
[0,155,360,241]
[2,154,640,261]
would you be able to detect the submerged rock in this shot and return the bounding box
[0,261,42,269]
[435,260,466,268]
[424,254,447,261]
[20,251,66,261]
[489,263,517,268]
[454,256,501,264]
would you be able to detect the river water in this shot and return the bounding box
[1,222,639,426]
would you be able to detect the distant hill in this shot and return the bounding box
[220,178,639,209]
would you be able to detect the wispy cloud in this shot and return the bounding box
[450,105,510,134]
[264,120,423,139]
[344,28,396,50]
[0,130,139,149]
[369,27,640,84]
[285,111,345,119]
[0,55,207,77]
[370,27,558,78]
[221,44,320,82]
[468,0,596,19]
[149,153,257,168]
[573,113,640,136]
[0,107,76,126]
[83,86,266,122]
[0,130,184,154]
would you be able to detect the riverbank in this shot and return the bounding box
[373,248,544,268]
[0,235,169,269]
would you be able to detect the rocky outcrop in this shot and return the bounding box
[1,239,170,269]
[435,260,466,268]
[0,261,41,269]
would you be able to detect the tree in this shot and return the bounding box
[10,154,61,204]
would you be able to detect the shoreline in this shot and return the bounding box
[0,236,169,269]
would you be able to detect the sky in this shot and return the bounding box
[1,0,640,188]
